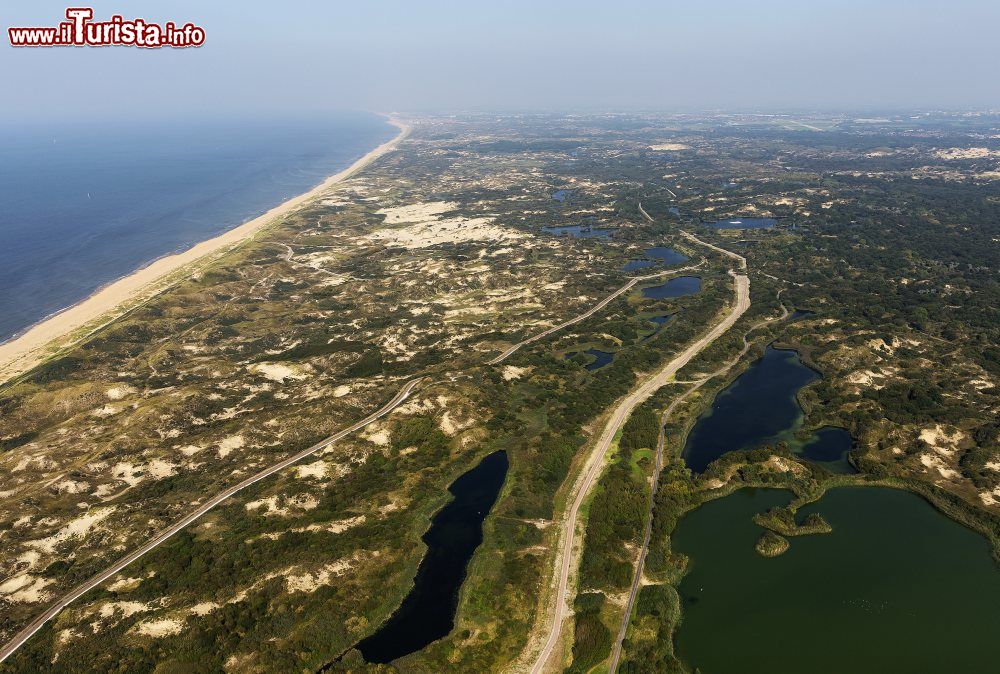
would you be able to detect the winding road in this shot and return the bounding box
[488,263,701,366]
[528,223,749,673]
[1,205,748,667]
[0,377,423,664]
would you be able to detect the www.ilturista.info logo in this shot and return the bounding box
[8,7,205,48]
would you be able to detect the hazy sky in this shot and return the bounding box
[3,0,999,120]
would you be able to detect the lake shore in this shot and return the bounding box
[0,116,409,385]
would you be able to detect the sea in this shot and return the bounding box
[0,110,395,342]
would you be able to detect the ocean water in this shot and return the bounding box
[0,111,395,342]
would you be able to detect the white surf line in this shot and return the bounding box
[0,117,410,387]
[0,377,423,664]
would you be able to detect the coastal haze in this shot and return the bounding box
[3,0,1000,117]
[1,2,999,674]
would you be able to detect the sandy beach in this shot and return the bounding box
[0,116,409,385]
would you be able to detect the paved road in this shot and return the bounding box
[489,263,701,366]
[608,260,799,674]
[529,235,749,673]
[0,377,422,665]
[605,383,704,673]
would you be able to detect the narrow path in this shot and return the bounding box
[605,382,704,672]
[2,205,739,665]
[608,289,793,673]
[0,378,423,664]
[488,263,702,366]
[528,222,749,673]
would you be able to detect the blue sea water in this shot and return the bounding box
[0,111,395,342]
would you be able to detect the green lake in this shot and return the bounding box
[673,487,1000,673]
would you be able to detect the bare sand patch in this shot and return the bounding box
[107,576,144,592]
[295,460,329,479]
[285,556,366,593]
[249,515,366,543]
[27,507,115,554]
[919,453,959,480]
[135,618,184,638]
[0,574,53,603]
[934,147,995,160]
[502,365,531,381]
[251,362,309,383]
[105,385,136,400]
[919,425,966,455]
[217,434,245,458]
[376,201,458,224]
[363,426,390,446]
[649,143,691,151]
[100,600,152,619]
[54,479,89,494]
[368,216,526,250]
[980,488,1000,506]
[178,444,204,457]
[245,493,319,517]
[189,602,220,616]
[765,455,805,474]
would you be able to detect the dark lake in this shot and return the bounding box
[623,246,688,272]
[622,259,657,272]
[355,451,508,664]
[800,426,856,473]
[641,314,676,342]
[682,347,816,472]
[682,345,859,473]
[641,276,701,300]
[706,217,777,229]
[583,348,613,371]
[674,487,1000,673]
[551,189,573,202]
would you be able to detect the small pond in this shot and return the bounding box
[355,451,509,664]
[567,348,614,371]
[641,276,701,300]
[645,247,688,265]
[799,426,856,473]
[640,314,676,342]
[683,346,853,473]
[623,246,688,272]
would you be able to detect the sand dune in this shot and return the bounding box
[0,117,409,385]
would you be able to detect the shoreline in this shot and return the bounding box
[0,115,410,385]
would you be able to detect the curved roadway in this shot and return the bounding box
[0,378,422,664]
[488,264,701,366]
[529,232,749,673]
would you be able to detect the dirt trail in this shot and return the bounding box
[525,223,749,674]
